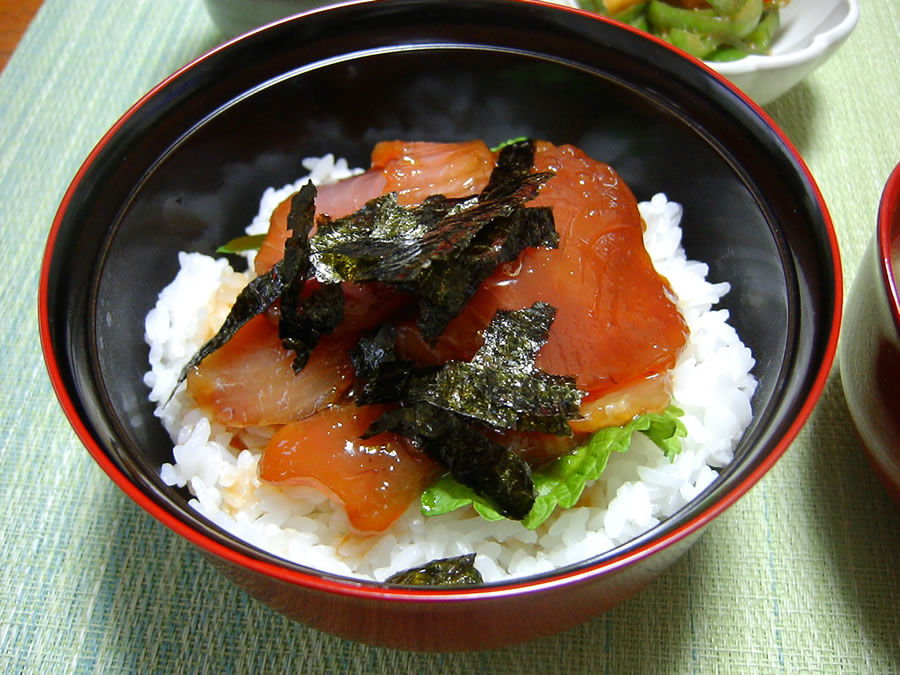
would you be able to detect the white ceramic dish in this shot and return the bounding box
[549,0,859,105]
[709,0,859,105]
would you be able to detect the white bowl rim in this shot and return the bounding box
[709,0,859,74]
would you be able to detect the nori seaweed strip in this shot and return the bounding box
[168,262,286,402]
[349,323,421,405]
[168,181,321,398]
[279,182,337,372]
[385,553,482,586]
[410,140,556,340]
[349,322,397,379]
[284,282,345,372]
[412,173,552,268]
[414,303,584,435]
[308,172,553,286]
[364,402,535,520]
[310,193,466,284]
[414,203,557,341]
[480,138,539,200]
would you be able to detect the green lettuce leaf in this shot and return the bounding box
[420,406,686,529]
[216,233,267,254]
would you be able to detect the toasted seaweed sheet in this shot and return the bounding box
[416,302,582,435]
[384,553,482,586]
[364,401,536,520]
[277,183,345,372]
[358,304,584,520]
[309,139,556,341]
[169,262,286,400]
[169,182,321,398]
[349,323,422,405]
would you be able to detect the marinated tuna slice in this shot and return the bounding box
[186,314,355,427]
[369,139,495,205]
[395,142,687,428]
[254,140,495,276]
[255,171,388,276]
[259,402,442,532]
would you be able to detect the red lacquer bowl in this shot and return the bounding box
[38,0,841,650]
[841,162,900,506]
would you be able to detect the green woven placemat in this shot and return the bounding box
[1,1,898,672]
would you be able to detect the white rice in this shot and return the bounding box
[144,154,757,583]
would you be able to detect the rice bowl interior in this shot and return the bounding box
[81,48,808,576]
[143,151,757,583]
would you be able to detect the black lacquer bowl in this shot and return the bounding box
[39,0,841,651]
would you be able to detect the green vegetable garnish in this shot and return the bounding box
[216,233,267,254]
[648,0,763,41]
[421,406,686,529]
[581,0,780,60]
[612,2,648,26]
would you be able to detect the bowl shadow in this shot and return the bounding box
[764,80,819,158]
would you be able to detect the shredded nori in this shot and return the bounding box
[481,137,544,200]
[284,281,345,372]
[308,139,555,341]
[413,203,557,341]
[348,322,398,379]
[384,553,483,586]
[277,183,347,372]
[355,303,583,435]
[415,303,583,435]
[357,303,584,520]
[169,262,286,401]
[349,324,421,405]
[364,401,536,520]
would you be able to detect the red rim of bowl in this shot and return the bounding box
[38,5,844,603]
[878,162,900,335]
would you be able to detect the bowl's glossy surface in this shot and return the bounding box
[40,0,841,650]
[841,163,900,507]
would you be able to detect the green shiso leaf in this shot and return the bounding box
[420,406,687,529]
[216,233,266,254]
[385,553,482,586]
